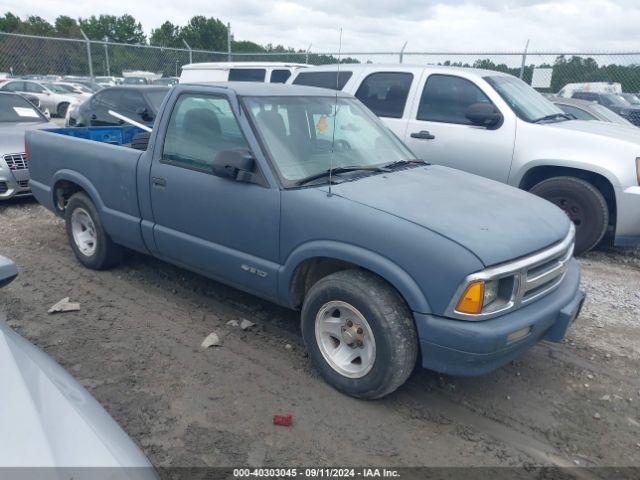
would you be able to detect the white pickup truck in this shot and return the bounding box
[289,65,640,254]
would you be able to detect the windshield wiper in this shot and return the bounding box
[296,165,388,186]
[533,113,573,123]
[381,159,428,169]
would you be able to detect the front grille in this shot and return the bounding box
[17,180,30,189]
[521,241,574,304]
[0,182,7,194]
[3,153,28,171]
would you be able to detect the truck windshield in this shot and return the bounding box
[0,94,46,122]
[485,75,567,123]
[244,96,415,185]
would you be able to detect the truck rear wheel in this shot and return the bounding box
[529,176,608,255]
[65,192,122,270]
[301,270,418,399]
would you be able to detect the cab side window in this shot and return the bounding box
[162,94,249,172]
[292,71,352,90]
[355,72,413,119]
[270,69,292,83]
[417,75,492,125]
[228,69,266,82]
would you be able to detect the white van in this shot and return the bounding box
[180,62,309,84]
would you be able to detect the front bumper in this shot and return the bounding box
[414,259,584,376]
[614,185,640,247]
[0,170,31,200]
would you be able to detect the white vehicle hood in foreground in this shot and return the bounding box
[0,314,155,476]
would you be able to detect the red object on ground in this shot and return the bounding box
[273,414,293,426]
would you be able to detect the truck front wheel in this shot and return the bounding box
[529,176,609,255]
[301,270,418,399]
[65,192,123,270]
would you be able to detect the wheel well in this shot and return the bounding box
[53,180,85,213]
[519,166,617,229]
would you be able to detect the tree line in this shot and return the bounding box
[0,12,358,77]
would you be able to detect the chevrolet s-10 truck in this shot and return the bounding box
[26,83,585,399]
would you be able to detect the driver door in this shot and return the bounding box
[403,73,515,182]
[149,91,280,300]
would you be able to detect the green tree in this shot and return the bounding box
[55,15,80,38]
[0,12,22,32]
[22,15,55,35]
[150,21,181,47]
[79,14,145,43]
[180,16,227,50]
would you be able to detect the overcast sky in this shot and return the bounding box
[4,0,640,53]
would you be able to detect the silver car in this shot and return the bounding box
[0,92,51,200]
[0,80,77,117]
[551,96,634,127]
[0,256,157,476]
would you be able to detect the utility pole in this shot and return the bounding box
[519,39,530,80]
[399,41,408,64]
[227,22,232,62]
[103,36,110,76]
[80,29,94,78]
[183,39,193,64]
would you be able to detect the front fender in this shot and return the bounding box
[278,240,432,314]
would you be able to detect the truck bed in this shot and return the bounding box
[26,127,148,253]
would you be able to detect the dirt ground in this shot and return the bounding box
[1,198,639,474]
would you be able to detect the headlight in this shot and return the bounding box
[455,277,515,315]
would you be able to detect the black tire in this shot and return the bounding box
[529,176,608,255]
[57,102,70,118]
[301,269,418,399]
[65,192,123,270]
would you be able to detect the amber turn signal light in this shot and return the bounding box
[456,281,484,314]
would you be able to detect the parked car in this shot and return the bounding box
[0,92,50,199]
[0,79,77,117]
[289,64,640,253]
[152,77,179,87]
[0,256,157,475]
[179,62,308,84]
[570,91,640,126]
[67,86,169,127]
[27,83,585,399]
[123,76,150,85]
[620,93,640,105]
[551,96,633,126]
[54,82,93,101]
[62,77,103,93]
[557,81,622,98]
[95,76,120,87]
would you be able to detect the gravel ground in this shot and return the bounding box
[1,198,639,474]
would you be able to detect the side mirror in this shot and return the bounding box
[465,103,503,129]
[212,149,256,183]
[0,257,18,289]
[135,107,150,119]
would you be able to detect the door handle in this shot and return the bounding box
[151,176,166,188]
[410,130,436,140]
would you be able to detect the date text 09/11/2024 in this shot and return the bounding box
[233,468,400,478]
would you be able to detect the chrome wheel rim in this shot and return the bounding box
[71,208,97,257]
[314,301,376,378]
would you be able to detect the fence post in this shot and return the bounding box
[80,29,94,78]
[399,41,408,64]
[227,23,232,62]
[182,39,193,64]
[103,37,110,76]
[305,44,312,64]
[519,39,530,80]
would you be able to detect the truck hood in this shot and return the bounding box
[322,165,571,267]
[0,315,155,472]
[550,119,640,144]
[0,121,49,155]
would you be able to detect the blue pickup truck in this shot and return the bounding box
[27,83,585,398]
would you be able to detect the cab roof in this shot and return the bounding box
[295,63,513,79]
[181,81,353,97]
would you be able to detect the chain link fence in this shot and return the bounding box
[2,31,640,92]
